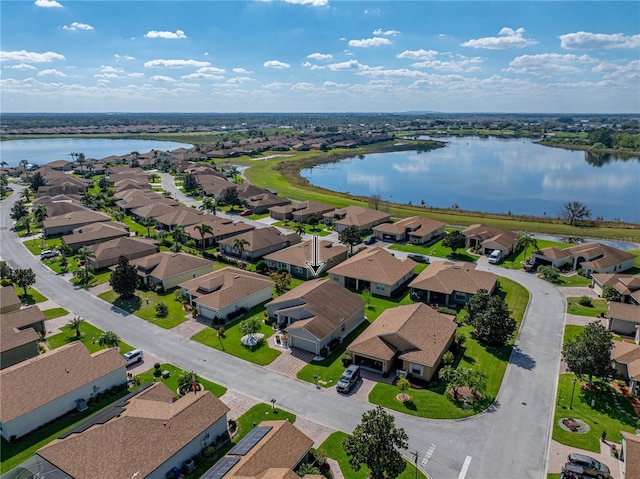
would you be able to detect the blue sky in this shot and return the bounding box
[1,0,638,113]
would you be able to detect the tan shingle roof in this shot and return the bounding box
[324,206,390,229]
[621,431,640,479]
[218,227,300,252]
[184,217,255,241]
[154,208,204,227]
[409,261,498,295]
[37,383,229,479]
[373,216,445,236]
[43,209,112,229]
[0,285,21,313]
[609,302,640,323]
[462,224,518,248]
[0,342,125,422]
[328,247,416,286]
[612,341,640,380]
[89,236,158,262]
[129,252,213,280]
[0,306,43,352]
[264,239,348,269]
[62,222,129,247]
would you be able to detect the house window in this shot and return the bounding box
[454,292,466,301]
[375,283,385,292]
[410,364,423,376]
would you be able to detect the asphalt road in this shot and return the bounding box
[0,184,565,479]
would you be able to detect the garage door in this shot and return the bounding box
[289,335,317,354]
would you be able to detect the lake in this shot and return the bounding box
[301,136,640,224]
[0,138,194,168]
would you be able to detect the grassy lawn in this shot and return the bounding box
[501,239,570,270]
[98,288,191,329]
[389,238,479,263]
[0,387,130,473]
[566,297,608,317]
[319,432,427,479]
[47,321,135,354]
[42,307,69,320]
[555,274,593,287]
[23,237,61,256]
[272,220,332,237]
[14,285,47,304]
[235,403,296,433]
[369,277,529,419]
[552,374,638,451]
[191,305,281,366]
[133,363,227,398]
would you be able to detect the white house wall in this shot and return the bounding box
[162,264,213,290]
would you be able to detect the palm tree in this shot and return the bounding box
[98,331,120,348]
[199,197,217,215]
[32,204,47,224]
[139,216,155,238]
[18,216,32,236]
[0,160,8,169]
[68,316,85,339]
[76,246,95,287]
[516,232,539,264]
[171,224,185,244]
[232,238,249,259]
[468,370,488,398]
[20,159,31,178]
[20,187,32,202]
[76,153,86,172]
[294,222,306,236]
[194,223,213,256]
[178,371,201,395]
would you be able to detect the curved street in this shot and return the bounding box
[0,183,566,479]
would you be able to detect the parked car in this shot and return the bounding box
[567,453,610,478]
[407,253,429,264]
[364,236,377,245]
[123,349,144,365]
[337,365,361,393]
[40,250,58,260]
[488,249,503,264]
[240,209,253,216]
[561,463,585,479]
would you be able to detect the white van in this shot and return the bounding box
[123,349,143,365]
[488,250,503,264]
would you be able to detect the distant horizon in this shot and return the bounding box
[2,111,638,116]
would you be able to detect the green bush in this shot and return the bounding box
[155,301,169,317]
[577,296,593,307]
[438,306,458,316]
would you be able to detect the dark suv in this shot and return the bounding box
[567,453,610,478]
[336,365,361,393]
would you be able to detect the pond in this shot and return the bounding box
[301,136,639,223]
[0,138,194,168]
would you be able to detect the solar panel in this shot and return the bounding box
[201,456,240,479]
[227,425,273,456]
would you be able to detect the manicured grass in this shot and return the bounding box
[566,297,608,317]
[272,220,332,236]
[235,403,296,434]
[98,288,191,329]
[191,305,281,366]
[369,278,529,419]
[14,285,47,304]
[389,238,480,263]
[23,237,61,256]
[552,374,638,451]
[319,431,428,479]
[133,363,227,398]
[0,386,131,473]
[555,274,593,287]
[122,216,149,237]
[47,321,135,354]
[501,239,570,270]
[42,307,69,320]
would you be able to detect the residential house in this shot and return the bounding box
[462,224,519,256]
[36,175,91,198]
[61,221,130,252]
[1,305,45,370]
[179,268,273,321]
[264,239,348,279]
[268,200,335,223]
[620,431,640,479]
[244,192,290,214]
[88,236,159,270]
[218,226,300,261]
[40,197,88,217]
[0,342,126,441]
[409,261,498,307]
[42,208,114,237]
[35,382,230,479]
[323,205,391,233]
[116,191,178,214]
[592,273,640,305]
[184,217,255,249]
[327,247,416,298]
[130,202,179,222]
[348,303,457,380]
[372,216,445,245]
[266,279,366,355]
[154,207,205,231]
[203,420,314,479]
[41,160,73,172]
[532,242,636,275]
[0,285,21,314]
[198,175,237,198]
[129,252,213,290]
[611,341,640,395]
[608,302,640,337]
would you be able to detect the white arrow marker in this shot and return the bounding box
[305,234,325,277]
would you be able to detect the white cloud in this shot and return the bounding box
[397,49,438,60]
[284,0,328,6]
[263,82,289,90]
[559,31,640,50]
[373,28,400,36]
[326,60,367,71]
[233,67,253,74]
[38,69,66,77]
[35,0,62,8]
[462,27,537,49]
[595,60,640,81]
[348,37,391,48]
[7,63,37,70]
[115,54,135,61]
[94,73,120,79]
[128,72,145,78]
[307,53,333,60]
[1,50,65,63]
[226,76,254,84]
[264,60,290,69]
[197,66,226,74]
[291,82,316,91]
[149,75,176,82]
[504,53,596,77]
[144,59,210,68]
[302,61,325,70]
[100,66,124,73]
[145,30,187,39]
[63,22,94,31]
[412,55,483,72]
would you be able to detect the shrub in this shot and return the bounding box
[255,260,268,273]
[203,446,215,457]
[155,301,169,317]
[319,346,329,358]
[577,296,593,307]
[438,306,458,316]
[442,351,455,366]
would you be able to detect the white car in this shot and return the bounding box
[488,250,503,264]
[40,250,58,260]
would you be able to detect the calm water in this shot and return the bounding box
[0,138,194,167]
[301,136,640,224]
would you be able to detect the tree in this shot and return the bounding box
[109,255,138,299]
[293,221,306,236]
[200,197,217,215]
[155,301,169,317]
[558,201,591,226]
[20,187,32,202]
[342,405,408,479]
[32,204,48,224]
[442,230,467,256]
[10,201,28,221]
[439,365,464,399]
[98,331,120,348]
[271,270,292,294]
[183,173,200,193]
[0,260,13,280]
[538,265,559,282]
[13,268,36,296]
[396,376,410,402]
[306,215,320,232]
[467,294,515,346]
[515,232,538,263]
[171,224,185,245]
[239,316,261,340]
[562,321,614,386]
[232,238,249,259]
[139,216,155,238]
[220,187,240,208]
[29,171,46,191]
[297,463,320,477]
[338,225,361,255]
[194,223,213,256]
[368,194,383,211]
[68,316,85,339]
[602,285,622,303]
[18,215,32,236]
[76,246,95,288]
[178,371,201,394]
[468,369,488,397]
